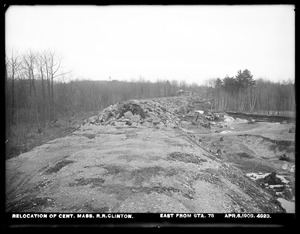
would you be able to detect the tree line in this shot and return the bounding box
[205,69,295,115]
[5,50,205,135]
[5,50,68,129]
[5,50,295,138]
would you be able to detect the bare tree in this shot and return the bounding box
[22,50,40,130]
[41,50,69,120]
[6,50,21,125]
[37,52,47,129]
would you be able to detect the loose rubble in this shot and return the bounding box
[246,171,294,204]
[84,94,245,130]
[97,99,179,128]
[82,94,217,129]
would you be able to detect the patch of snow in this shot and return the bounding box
[276,175,289,184]
[246,172,269,180]
[224,116,235,123]
[194,110,204,114]
[277,198,295,213]
[246,172,289,185]
[269,184,284,189]
[220,130,232,134]
[235,118,248,123]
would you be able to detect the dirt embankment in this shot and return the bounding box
[6,94,294,213]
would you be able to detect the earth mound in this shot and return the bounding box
[6,94,293,213]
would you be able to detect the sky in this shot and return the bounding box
[5,5,295,85]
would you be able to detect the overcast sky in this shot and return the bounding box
[5,5,295,85]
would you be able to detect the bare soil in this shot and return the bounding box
[192,120,295,212]
[5,97,295,213]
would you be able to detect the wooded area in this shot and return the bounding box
[205,69,295,115]
[5,50,204,132]
[5,51,295,130]
[5,50,295,158]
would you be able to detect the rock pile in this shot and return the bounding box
[261,171,284,185]
[96,99,181,128]
[82,94,214,129]
[247,171,293,200]
[83,94,244,130]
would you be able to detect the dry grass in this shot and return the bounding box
[6,111,99,160]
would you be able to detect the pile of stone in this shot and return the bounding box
[84,95,223,129]
[96,99,182,128]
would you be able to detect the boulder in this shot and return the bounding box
[261,171,282,185]
[200,122,211,128]
[130,114,140,123]
[131,122,139,127]
[248,119,255,124]
[178,106,187,114]
[290,165,295,173]
[215,149,222,157]
[224,116,235,123]
[88,116,98,124]
[143,122,153,128]
[181,121,189,128]
[124,111,133,119]
[151,116,161,125]
[116,102,146,119]
[186,111,195,117]
[288,127,295,133]
[205,115,214,121]
[157,122,165,129]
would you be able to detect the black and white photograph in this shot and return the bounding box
[4,4,295,226]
